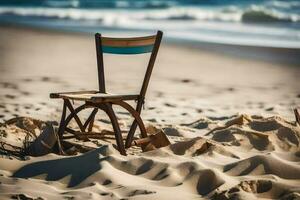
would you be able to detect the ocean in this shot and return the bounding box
[0,0,300,48]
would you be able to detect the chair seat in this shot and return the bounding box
[50,91,140,102]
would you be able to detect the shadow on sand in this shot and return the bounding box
[13,146,109,187]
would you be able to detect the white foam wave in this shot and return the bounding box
[0,6,299,23]
[267,0,300,9]
[242,5,300,23]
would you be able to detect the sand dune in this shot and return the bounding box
[1,114,300,199]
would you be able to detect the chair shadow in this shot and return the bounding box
[13,146,109,187]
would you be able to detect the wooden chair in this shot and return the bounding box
[50,31,163,155]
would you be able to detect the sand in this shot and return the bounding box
[0,25,300,200]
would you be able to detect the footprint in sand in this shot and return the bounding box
[207,108,216,112]
[100,192,110,196]
[180,79,192,83]
[41,76,61,83]
[196,108,203,113]
[102,179,112,185]
[20,91,30,96]
[164,102,176,108]
[265,107,274,111]
[21,78,33,82]
[128,189,156,197]
[5,94,16,99]
[116,111,130,115]
[41,76,52,82]
[227,87,235,91]
[1,82,18,89]
[24,105,32,109]
[98,119,111,124]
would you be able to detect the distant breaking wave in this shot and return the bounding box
[241,6,300,23]
[0,6,299,23]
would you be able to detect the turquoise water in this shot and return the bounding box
[0,0,300,48]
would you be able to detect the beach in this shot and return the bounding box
[0,25,300,199]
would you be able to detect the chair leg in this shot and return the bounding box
[125,102,143,148]
[83,108,98,132]
[126,121,138,148]
[56,100,68,154]
[63,104,87,129]
[112,101,147,148]
[103,103,126,156]
[57,100,67,139]
[88,114,96,132]
[65,99,85,132]
[57,101,87,136]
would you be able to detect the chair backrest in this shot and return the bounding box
[95,31,163,100]
[101,35,157,54]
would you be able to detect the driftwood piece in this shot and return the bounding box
[132,130,171,151]
[26,123,57,156]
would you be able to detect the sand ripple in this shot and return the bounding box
[0,114,300,199]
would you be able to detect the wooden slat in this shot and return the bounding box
[51,92,139,102]
[50,90,98,98]
[101,35,156,47]
[102,45,153,54]
[90,94,139,102]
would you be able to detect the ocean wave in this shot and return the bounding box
[126,1,174,9]
[43,0,174,9]
[267,0,300,9]
[139,7,241,22]
[0,5,299,23]
[1,0,300,13]
[241,6,300,23]
[141,8,300,23]
[0,6,239,22]
[44,0,80,8]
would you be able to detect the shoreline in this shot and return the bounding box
[168,38,300,66]
[1,22,300,66]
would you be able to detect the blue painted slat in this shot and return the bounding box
[102,45,153,54]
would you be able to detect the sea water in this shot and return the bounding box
[0,0,299,48]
